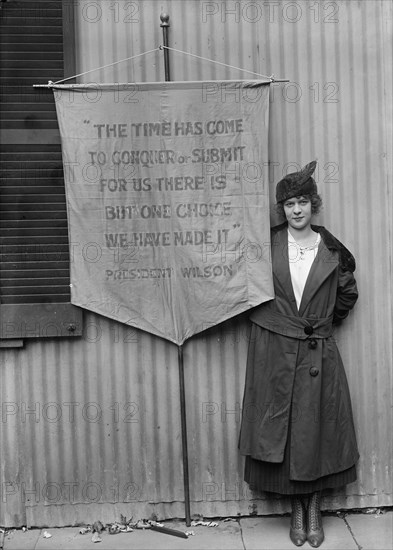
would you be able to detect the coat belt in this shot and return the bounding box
[250,308,333,339]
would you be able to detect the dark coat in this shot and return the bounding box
[239,223,359,481]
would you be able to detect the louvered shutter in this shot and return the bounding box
[0,0,82,341]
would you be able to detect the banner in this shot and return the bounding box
[54,81,274,344]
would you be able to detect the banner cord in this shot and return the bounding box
[51,47,160,85]
[160,45,276,81]
[46,45,286,86]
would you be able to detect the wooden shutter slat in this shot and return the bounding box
[1,267,70,277]
[0,43,62,53]
[0,219,67,229]
[0,31,63,40]
[0,53,63,63]
[0,235,70,245]
[1,160,61,169]
[1,226,68,237]
[0,208,67,219]
[1,185,65,192]
[0,154,62,163]
[1,59,62,68]
[1,113,59,122]
[1,103,57,112]
[1,196,66,206]
[1,167,64,177]
[2,19,63,27]
[1,253,68,263]
[1,294,69,306]
[1,277,69,286]
[1,244,69,254]
[0,213,66,223]
[2,259,69,269]
[1,121,60,130]
[0,143,61,152]
[1,191,66,199]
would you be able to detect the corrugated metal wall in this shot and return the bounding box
[1,0,392,527]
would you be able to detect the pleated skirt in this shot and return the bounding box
[244,433,357,496]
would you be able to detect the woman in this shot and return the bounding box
[239,161,359,548]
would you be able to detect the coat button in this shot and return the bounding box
[308,338,318,350]
[304,325,314,335]
[309,366,319,377]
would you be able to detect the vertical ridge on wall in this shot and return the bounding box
[1,350,25,525]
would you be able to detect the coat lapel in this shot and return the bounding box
[271,228,298,314]
[298,238,339,316]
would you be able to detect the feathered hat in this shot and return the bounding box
[276,160,318,203]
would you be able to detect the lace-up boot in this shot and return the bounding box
[307,491,324,547]
[289,497,307,546]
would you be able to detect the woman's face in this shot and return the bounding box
[283,196,312,230]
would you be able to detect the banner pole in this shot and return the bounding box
[160,13,171,81]
[160,11,191,526]
[178,344,191,526]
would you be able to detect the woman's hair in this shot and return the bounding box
[275,193,323,219]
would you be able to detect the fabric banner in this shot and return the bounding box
[53,80,274,344]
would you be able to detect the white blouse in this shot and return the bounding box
[288,230,321,310]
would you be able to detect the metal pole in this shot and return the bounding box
[160,11,191,527]
[178,344,191,526]
[160,13,170,81]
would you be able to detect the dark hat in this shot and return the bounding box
[276,160,318,203]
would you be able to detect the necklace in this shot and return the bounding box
[298,243,317,257]
[289,233,320,260]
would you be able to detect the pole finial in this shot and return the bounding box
[160,13,170,27]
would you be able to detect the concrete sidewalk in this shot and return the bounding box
[1,511,392,550]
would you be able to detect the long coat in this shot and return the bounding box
[239,223,359,481]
